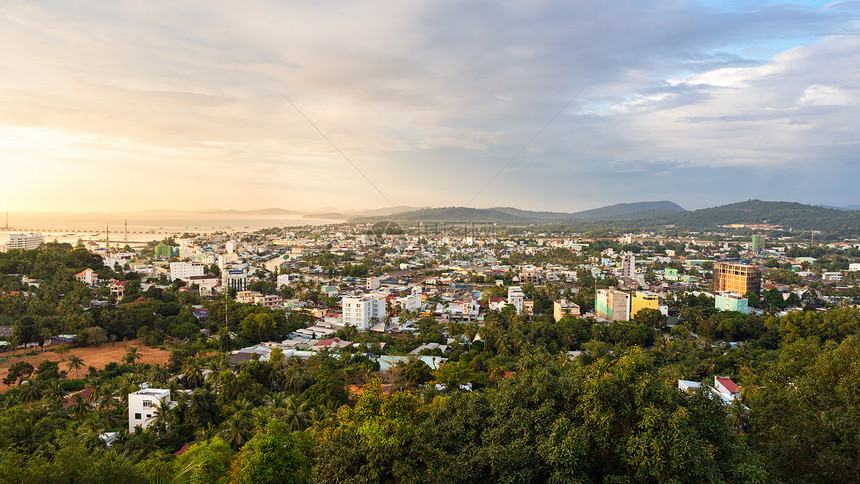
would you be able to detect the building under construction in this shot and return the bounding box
[713,262,761,295]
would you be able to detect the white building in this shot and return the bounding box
[2,233,44,252]
[342,294,386,331]
[169,261,205,282]
[400,292,422,312]
[128,388,174,432]
[75,268,99,286]
[366,276,381,291]
[621,251,636,279]
[188,274,219,297]
[223,269,247,291]
[850,263,860,272]
[507,286,524,314]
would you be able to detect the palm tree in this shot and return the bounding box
[42,382,66,406]
[219,413,252,451]
[147,364,170,387]
[122,346,142,367]
[66,355,84,379]
[19,383,40,405]
[283,395,308,432]
[150,398,174,434]
[68,393,90,419]
[183,364,203,388]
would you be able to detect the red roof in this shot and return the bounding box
[489,297,505,303]
[174,443,190,456]
[63,387,95,408]
[314,337,342,347]
[716,377,739,393]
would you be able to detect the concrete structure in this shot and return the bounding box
[715,291,749,313]
[188,274,219,297]
[2,233,44,252]
[553,299,581,321]
[849,263,860,272]
[751,235,764,254]
[400,292,422,312]
[366,276,381,291]
[714,376,740,400]
[342,294,386,331]
[620,251,635,279]
[713,262,761,295]
[507,286,524,314]
[169,261,205,282]
[631,291,661,318]
[254,294,284,308]
[595,288,630,321]
[223,268,247,291]
[128,388,173,432]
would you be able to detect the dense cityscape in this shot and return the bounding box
[1,210,859,482]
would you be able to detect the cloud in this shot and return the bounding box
[1,0,859,211]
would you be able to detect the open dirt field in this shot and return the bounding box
[0,339,171,392]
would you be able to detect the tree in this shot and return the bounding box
[633,308,667,329]
[123,346,142,366]
[66,354,84,379]
[240,313,276,343]
[171,437,233,483]
[3,361,34,386]
[229,421,313,484]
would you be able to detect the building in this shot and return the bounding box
[620,251,635,279]
[75,268,99,286]
[715,291,749,314]
[109,280,127,299]
[713,262,761,295]
[223,269,247,291]
[751,235,765,253]
[188,274,219,297]
[366,276,381,291]
[254,294,284,309]
[169,262,205,282]
[342,294,386,331]
[153,244,178,259]
[128,388,174,432]
[714,376,740,400]
[631,291,661,318]
[849,263,860,272]
[2,233,44,252]
[595,288,630,321]
[507,286,524,314]
[553,299,581,321]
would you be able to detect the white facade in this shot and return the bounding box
[223,269,247,291]
[128,388,172,432]
[366,276,381,291]
[400,292,422,312]
[507,286,524,314]
[277,274,293,287]
[850,263,860,272]
[342,294,386,331]
[621,251,635,279]
[2,233,43,252]
[169,261,205,282]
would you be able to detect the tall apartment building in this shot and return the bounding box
[342,294,386,331]
[223,269,247,291]
[2,233,43,252]
[751,235,764,253]
[713,262,761,295]
[620,251,636,279]
[595,288,630,321]
[169,261,205,282]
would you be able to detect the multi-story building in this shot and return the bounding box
[507,286,524,314]
[75,268,99,286]
[188,274,219,297]
[342,294,386,331]
[713,262,761,295]
[751,235,764,253]
[620,251,636,279]
[366,276,381,291]
[254,294,284,309]
[2,233,44,252]
[631,291,661,318]
[715,291,749,313]
[169,261,205,282]
[553,299,581,321]
[595,288,630,321]
[128,388,173,432]
[223,269,247,291]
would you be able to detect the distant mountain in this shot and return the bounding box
[655,200,860,231]
[354,201,685,223]
[193,208,302,215]
[569,201,685,219]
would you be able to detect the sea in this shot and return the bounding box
[0,211,344,248]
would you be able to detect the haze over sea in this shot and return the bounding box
[0,212,342,246]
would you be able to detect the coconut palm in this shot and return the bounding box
[219,413,252,451]
[66,355,84,379]
[68,393,90,419]
[19,383,40,405]
[283,395,308,432]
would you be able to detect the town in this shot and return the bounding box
[1,219,859,482]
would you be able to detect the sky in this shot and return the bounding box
[1,0,859,213]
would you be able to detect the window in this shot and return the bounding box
[134,413,141,420]
[146,414,151,418]
[142,400,152,407]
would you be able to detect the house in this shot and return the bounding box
[128,388,174,432]
[75,268,99,286]
[714,376,740,400]
[109,280,127,299]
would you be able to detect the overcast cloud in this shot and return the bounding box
[1,0,858,212]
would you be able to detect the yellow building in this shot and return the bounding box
[631,291,660,318]
[553,299,581,321]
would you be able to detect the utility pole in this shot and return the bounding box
[106,221,110,250]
